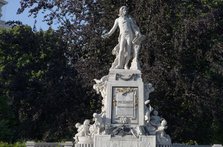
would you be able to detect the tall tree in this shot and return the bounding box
[0,25,99,142]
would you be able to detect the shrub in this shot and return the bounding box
[0,142,25,147]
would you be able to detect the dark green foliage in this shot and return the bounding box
[0,96,15,141]
[0,26,98,142]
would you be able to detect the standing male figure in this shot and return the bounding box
[102,6,144,70]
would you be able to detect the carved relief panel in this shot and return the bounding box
[111,87,138,124]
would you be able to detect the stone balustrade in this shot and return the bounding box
[26,141,73,147]
[75,144,93,147]
[26,141,222,147]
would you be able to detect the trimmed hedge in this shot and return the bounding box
[0,142,25,147]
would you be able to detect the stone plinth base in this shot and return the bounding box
[75,136,93,147]
[94,135,156,147]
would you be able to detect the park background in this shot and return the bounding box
[0,0,223,146]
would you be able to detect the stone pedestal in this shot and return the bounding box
[106,69,145,127]
[94,135,156,147]
[74,69,172,146]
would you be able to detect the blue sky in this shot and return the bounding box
[2,0,54,30]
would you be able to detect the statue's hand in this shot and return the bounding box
[102,33,109,39]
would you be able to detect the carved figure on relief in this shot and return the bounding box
[102,6,145,70]
[90,113,105,135]
[144,100,154,123]
[145,108,164,135]
[144,83,155,123]
[93,75,108,112]
[156,119,172,144]
[150,110,162,127]
[144,83,155,100]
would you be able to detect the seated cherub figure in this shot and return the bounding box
[74,119,91,143]
[150,110,162,127]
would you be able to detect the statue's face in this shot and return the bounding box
[119,6,128,16]
[123,7,127,15]
[154,110,158,116]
